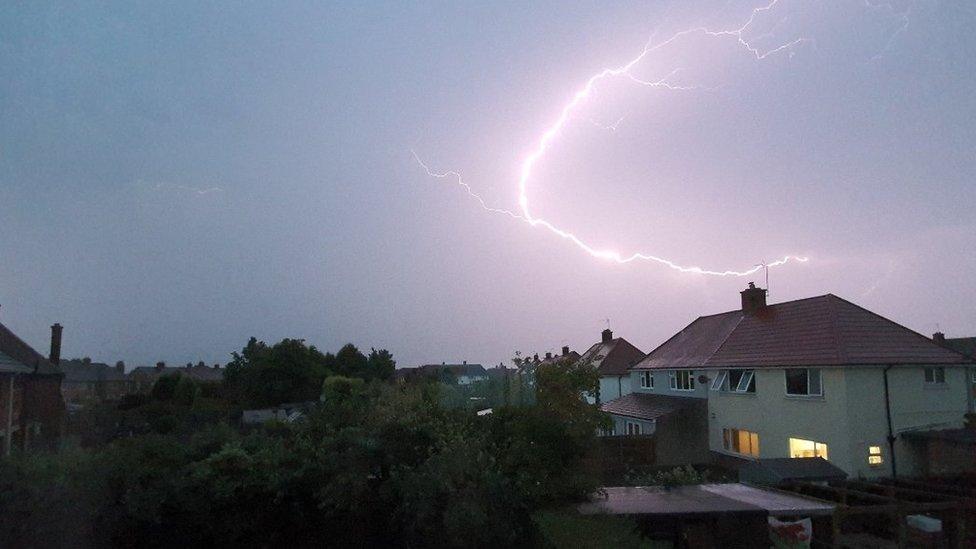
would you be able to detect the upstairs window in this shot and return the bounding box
[789,437,829,460]
[639,371,654,389]
[785,368,822,397]
[669,370,695,391]
[711,370,755,393]
[924,367,946,384]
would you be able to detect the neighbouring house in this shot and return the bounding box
[60,358,132,403]
[625,282,974,478]
[933,332,976,411]
[128,361,224,392]
[577,329,645,404]
[0,320,65,454]
[396,362,489,385]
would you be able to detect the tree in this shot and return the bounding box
[332,343,368,378]
[366,348,395,381]
[223,337,332,407]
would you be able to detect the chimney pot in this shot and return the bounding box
[545,352,552,360]
[49,323,63,365]
[933,332,946,344]
[740,282,767,314]
[602,329,613,343]
[155,361,165,371]
[562,346,570,356]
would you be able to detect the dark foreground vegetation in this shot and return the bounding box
[0,339,634,548]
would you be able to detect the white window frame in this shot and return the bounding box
[639,371,654,389]
[669,370,695,391]
[924,367,946,385]
[710,371,727,391]
[789,437,829,460]
[785,368,823,397]
[626,421,642,435]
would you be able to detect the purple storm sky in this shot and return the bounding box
[1,1,973,369]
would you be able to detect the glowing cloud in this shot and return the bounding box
[416,0,813,277]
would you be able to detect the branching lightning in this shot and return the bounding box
[415,0,823,277]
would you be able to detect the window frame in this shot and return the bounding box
[868,445,883,467]
[711,369,756,393]
[789,437,829,460]
[785,368,823,397]
[669,370,696,391]
[710,370,727,391]
[722,427,760,458]
[626,421,642,436]
[639,371,654,389]
[924,367,946,385]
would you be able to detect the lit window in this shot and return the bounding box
[723,427,760,457]
[669,370,695,391]
[789,437,829,460]
[868,445,883,466]
[639,371,654,389]
[924,367,946,384]
[626,421,642,435]
[785,369,822,396]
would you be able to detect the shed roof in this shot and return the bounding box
[599,392,698,422]
[633,294,970,370]
[578,484,834,517]
[739,457,848,484]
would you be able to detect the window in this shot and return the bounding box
[789,437,829,460]
[669,370,695,391]
[971,369,976,383]
[924,367,946,384]
[723,428,760,457]
[639,371,654,389]
[785,369,822,396]
[711,369,756,393]
[626,421,642,435]
[868,445,883,466]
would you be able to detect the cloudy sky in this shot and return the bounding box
[1,1,973,369]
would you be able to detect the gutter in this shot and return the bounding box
[883,364,898,478]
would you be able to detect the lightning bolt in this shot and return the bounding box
[416,0,817,277]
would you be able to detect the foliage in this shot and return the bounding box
[623,464,726,489]
[3,342,611,548]
[223,337,333,407]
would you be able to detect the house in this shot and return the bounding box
[242,401,315,425]
[933,332,976,411]
[576,329,645,404]
[129,361,224,392]
[60,358,132,403]
[625,282,974,478]
[0,320,65,454]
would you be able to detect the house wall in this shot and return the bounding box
[598,375,631,403]
[708,365,971,478]
[630,369,708,399]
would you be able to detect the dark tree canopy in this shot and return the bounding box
[223,337,332,408]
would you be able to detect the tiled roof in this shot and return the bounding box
[538,351,581,367]
[129,364,224,382]
[740,458,848,482]
[0,350,34,374]
[419,363,488,377]
[633,294,971,370]
[60,359,127,382]
[943,337,976,359]
[578,338,645,376]
[599,392,698,421]
[0,321,60,375]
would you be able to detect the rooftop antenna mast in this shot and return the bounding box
[605,318,611,330]
[754,260,769,296]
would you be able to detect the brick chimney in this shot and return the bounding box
[740,282,767,314]
[545,352,552,360]
[49,323,63,365]
[116,361,125,374]
[933,332,946,344]
[155,361,166,372]
[562,346,570,356]
[602,328,613,343]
